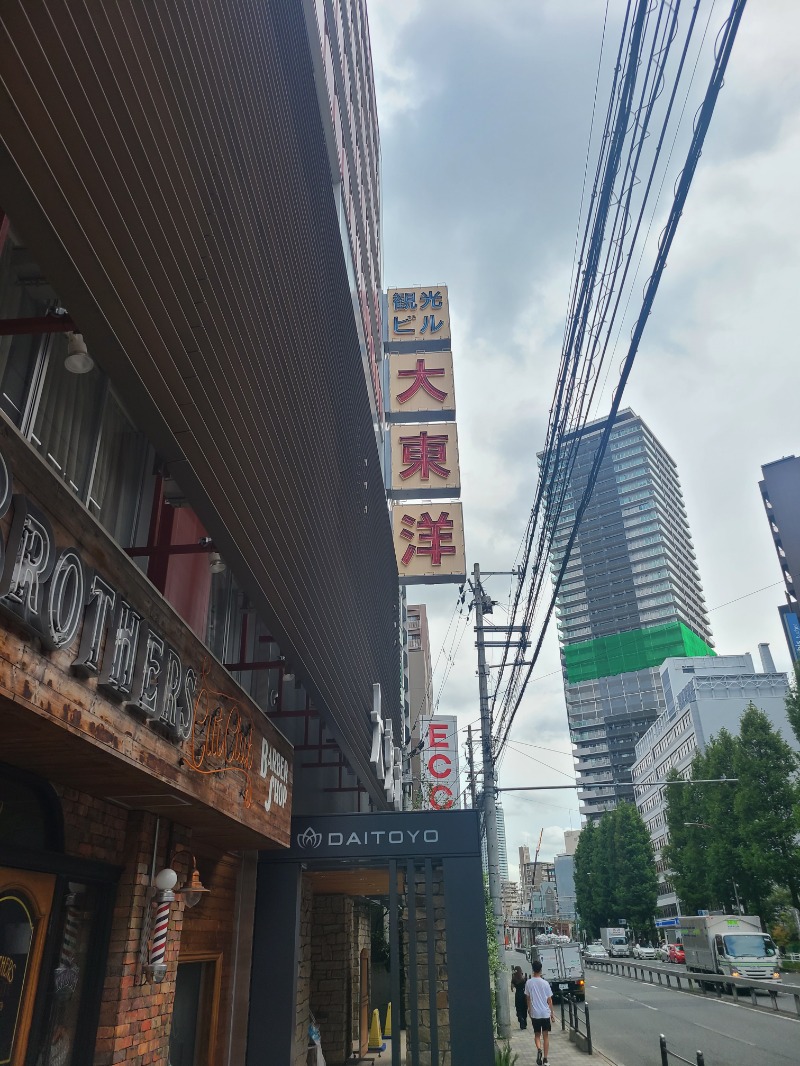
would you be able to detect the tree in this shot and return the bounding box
[734,704,800,911]
[574,821,602,937]
[611,802,659,940]
[663,761,710,914]
[786,662,800,749]
[698,728,758,913]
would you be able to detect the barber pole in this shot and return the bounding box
[147,868,178,982]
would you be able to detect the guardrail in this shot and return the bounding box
[584,958,800,1017]
[659,1034,705,1066]
[559,991,593,1054]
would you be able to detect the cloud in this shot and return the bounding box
[371,0,800,862]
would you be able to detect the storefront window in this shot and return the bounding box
[30,335,106,499]
[36,882,97,1066]
[0,227,151,552]
[86,390,149,545]
[0,231,49,428]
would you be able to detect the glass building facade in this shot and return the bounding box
[545,409,714,819]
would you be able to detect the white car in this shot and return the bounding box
[583,943,609,961]
[658,942,671,962]
[632,943,659,960]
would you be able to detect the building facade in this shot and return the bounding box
[759,455,800,662]
[544,410,714,819]
[631,652,791,918]
[0,4,406,1066]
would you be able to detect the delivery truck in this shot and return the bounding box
[600,927,630,957]
[681,915,780,984]
[528,942,586,1001]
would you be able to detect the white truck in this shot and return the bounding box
[528,942,586,1001]
[681,915,781,984]
[600,927,629,958]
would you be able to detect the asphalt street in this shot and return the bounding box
[585,966,800,1066]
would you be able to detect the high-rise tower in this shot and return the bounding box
[759,455,800,662]
[545,410,714,819]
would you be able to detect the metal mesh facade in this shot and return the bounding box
[564,621,715,683]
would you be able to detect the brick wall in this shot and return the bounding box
[310,894,353,1066]
[93,811,192,1066]
[53,788,245,1066]
[404,864,451,1066]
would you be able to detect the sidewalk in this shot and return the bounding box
[503,987,619,1066]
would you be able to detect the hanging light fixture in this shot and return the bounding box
[209,551,226,575]
[64,332,95,374]
[181,857,211,909]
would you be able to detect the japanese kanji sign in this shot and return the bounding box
[392,503,466,584]
[387,286,451,347]
[387,350,456,422]
[390,423,461,499]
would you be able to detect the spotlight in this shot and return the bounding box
[64,332,95,374]
[209,551,226,575]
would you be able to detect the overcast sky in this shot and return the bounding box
[369,0,800,875]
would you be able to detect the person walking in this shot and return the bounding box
[511,966,528,1029]
[525,959,555,1066]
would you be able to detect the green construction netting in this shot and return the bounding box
[563,621,715,683]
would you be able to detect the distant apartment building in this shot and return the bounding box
[632,650,791,918]
[543,409,714,819]
[482,797,510,881]
[501,881,520,920]
[554,853,577,921]
[563,829,581,856]
[759,455,800,662]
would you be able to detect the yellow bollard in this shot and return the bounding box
[367,1007,385,1052]
[384,1002,392,1038]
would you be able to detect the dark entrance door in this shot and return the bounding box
[170,958,217,1066]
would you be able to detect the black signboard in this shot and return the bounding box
[268,809,481,863]
[0,893,34,1063]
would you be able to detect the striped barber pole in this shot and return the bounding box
[60,899,80,967]
[149,896,171,969]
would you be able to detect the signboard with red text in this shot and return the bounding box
[420,715,461,810]
[389,422,461,499]
[387,350,456,422]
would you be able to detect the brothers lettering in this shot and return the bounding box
[0,447,194,741]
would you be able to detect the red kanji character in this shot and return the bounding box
[396,358,448,404]
[400,511,456,567]
[399,431,450,481]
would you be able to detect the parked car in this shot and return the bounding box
[667,942,686,964]
[632,942,659,960]
[583,943,609,961]
[658,942,671,961]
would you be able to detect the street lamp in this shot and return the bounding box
[731,880,743,914]
[683,822,712,829]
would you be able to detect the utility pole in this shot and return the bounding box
[466,725,478,809]
[472,562,511,1039]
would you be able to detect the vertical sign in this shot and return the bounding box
[386,283,464,582]
[387,287,451,348]
[420,715,461,810]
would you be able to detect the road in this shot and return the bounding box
[585,966,800,1065]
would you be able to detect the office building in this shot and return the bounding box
[759,455,800,661]
[0,3,401,1065]
[632,651,790,917]
[544,409,714,818]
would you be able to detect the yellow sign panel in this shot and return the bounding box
[393,503,466,585]
[388,350,456,421]
[387,286,451,346]
[390,423,460,499]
